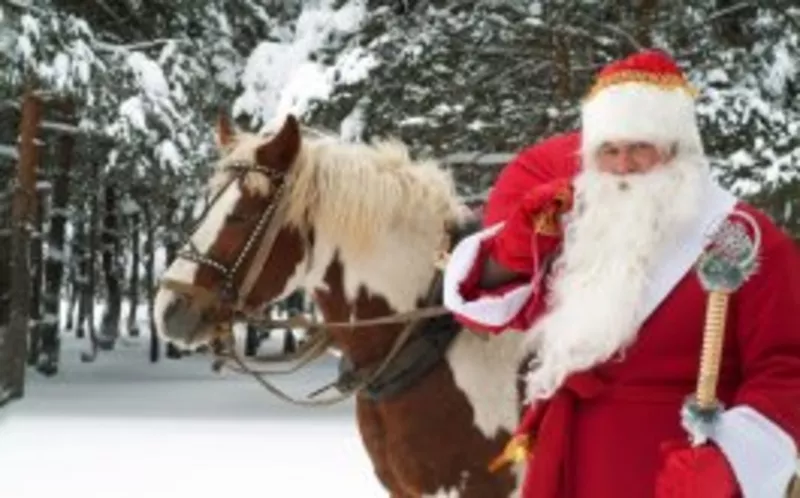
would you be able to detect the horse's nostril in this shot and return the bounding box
[163,295,185,323]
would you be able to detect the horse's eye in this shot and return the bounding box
[226,213,249,223]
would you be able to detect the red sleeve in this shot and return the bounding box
[732,213,800,442]
[704,208,800,496]
[442,225,548,334]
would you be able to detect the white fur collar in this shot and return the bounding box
[637,178,737,324]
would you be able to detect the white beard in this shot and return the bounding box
[524,154,709,402]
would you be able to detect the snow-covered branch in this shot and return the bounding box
[0,0,47,15]
[0,144,19,160]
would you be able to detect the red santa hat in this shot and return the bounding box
[581,50,704,158]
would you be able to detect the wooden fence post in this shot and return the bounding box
[0,86,42,405]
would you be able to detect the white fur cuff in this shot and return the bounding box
[710,405,798,498]
[443,223,534,328]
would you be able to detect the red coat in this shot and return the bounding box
[443,134,800,498]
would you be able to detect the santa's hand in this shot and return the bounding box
[655,441,740,498]
[491,178,574,274]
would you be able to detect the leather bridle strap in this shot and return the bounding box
[234,180,292,310]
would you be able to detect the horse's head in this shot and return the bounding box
[154,111,467,347]
[154,113,311,346]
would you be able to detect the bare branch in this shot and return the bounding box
[654,1,756,30]
[704,1,756,24]
[86,0,128,26]
[94,38,189,53]
[574,13,643,52]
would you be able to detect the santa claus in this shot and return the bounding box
[443,50,800,497]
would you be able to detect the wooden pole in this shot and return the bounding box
[0,86,42,404]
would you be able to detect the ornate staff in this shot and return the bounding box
[681,210,761,446]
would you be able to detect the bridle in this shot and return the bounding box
[160,160,293,315]
[158,154,463,407]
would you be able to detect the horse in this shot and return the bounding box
[153,113,528,497]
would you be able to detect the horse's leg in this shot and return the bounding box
[355,399,409,496]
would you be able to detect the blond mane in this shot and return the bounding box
[209,129,466,256]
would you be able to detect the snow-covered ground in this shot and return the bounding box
[0,333,384,498]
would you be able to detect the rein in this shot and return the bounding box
[211,273,452,407]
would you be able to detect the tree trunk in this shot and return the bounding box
[282,329,297,354]
[97,185,121,350]
[143,204,159,363]
[79,161,100,362]
[552,32,572,100]
[72,221,88,339]
[164,240,183,360]
[127,209,141,337]
[164,197,183,359]
[38,99,75,375]
[26,186,47,370]
[65,257,77,332]
[244,324,260,357]
[713,0,756,47]
[634,0,658,48]
[0,188,12,404]
[1,87,41,404]
[282,291,304,354]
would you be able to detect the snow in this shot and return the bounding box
[127,52,171,100]
[20,14,40,42]
[340,102,366,141]
[155,139,183,171]
[118,96,147,132]
[233,0,373,131]
[51,51,71,89]
[40,119,82,135]
[0,143,19,160]
[764,40,798,96]
[119,198,140,216]
[400,116,434,126]
[15,29,34,63]
[45,247,67,263]
[331,46,378,85]
[0,332,384,498]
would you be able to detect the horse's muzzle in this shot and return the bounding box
[153,287,210,347]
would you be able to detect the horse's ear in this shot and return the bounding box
[215,110,235,150]
[256,114,301,172]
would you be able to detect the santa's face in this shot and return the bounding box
[524,143,708,401]
[595,140,675,175]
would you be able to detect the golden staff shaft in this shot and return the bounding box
[696,290,730,410]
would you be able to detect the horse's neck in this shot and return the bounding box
[310,229,438,314]
[308,234,437,368]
